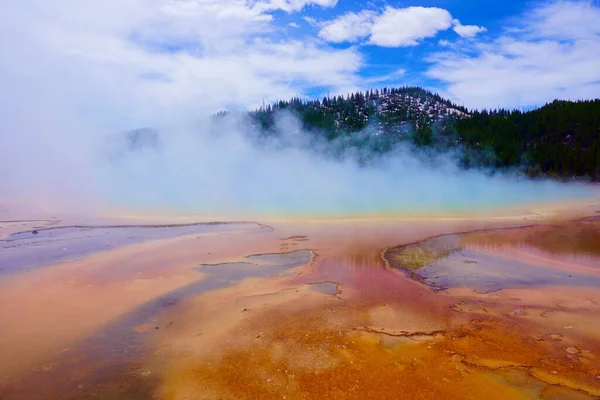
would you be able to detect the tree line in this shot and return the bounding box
[244,88,600,180]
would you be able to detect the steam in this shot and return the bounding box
[0,81,595,219]
[65,111,594,218]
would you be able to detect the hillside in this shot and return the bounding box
[454,100,600,179]
[128,87,599,180]
[244,89,600,180]
[249,87,468,138]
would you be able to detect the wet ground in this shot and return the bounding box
[1,205,600,399]
[384,223,600,293]
[0,222,269,275]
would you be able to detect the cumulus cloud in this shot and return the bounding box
[369,7,453,47]
[257,0,339,12]
[0,0,360,130]
[427,0,600,109]
[522,0,600,40]
[318,10,376,43]
[318,6,484,47]
[452,19,487,38]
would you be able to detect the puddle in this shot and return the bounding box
[308,282,339,295]
[234,250,313,268]
[384,227,600,293]
[0,222,269,275]
[194,250,313,283]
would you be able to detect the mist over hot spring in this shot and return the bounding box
[1,0,599,220]
[1,105,595,219]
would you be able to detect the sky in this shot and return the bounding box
[1,0,599,217]
[2,0,600,132]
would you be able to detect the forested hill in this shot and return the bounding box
[248,87,468,138]
[455,100,600,180]
[238,88,600,180]
[120,87,600,180]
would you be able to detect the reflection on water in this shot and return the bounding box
[462,219,600,256]
[385,226,600,293]
[465,242,600,269]
[422,246,600,292]
[3,219,600,400]
[0,222,269,275]
[308,282,340,295]
[159,240,600,400]
[195,250,313,284]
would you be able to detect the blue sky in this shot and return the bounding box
[1,0,599,214]
[291,0,523,85]
[268,0,600,109]
[1,0,600,130]
[297,0,525,92]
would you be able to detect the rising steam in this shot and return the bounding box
[94,111,597,218]
[0,89,596,219]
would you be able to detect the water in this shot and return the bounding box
[385,228,600,293]
[0,222,269,275]
[0,249,313,400]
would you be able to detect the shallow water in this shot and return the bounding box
[384,226,600,293]
[157,230,600,400]
[1,217,600,399]
[0,249,313,400]
[308,282,340,295]
[0,222,268,275]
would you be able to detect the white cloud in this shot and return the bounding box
[0,0,359,131]
[452,19,487,38]
[256,0,338,13]
[370,7,453,47]
[318,10,376,43]
[303,16,318,26]
[438,39,452,47]
[522,0,600,40]
[427,0,600,109]
[0,0,365,210]
[362,68,406,85]
[318,6,479,47]
[289,22,300,28]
